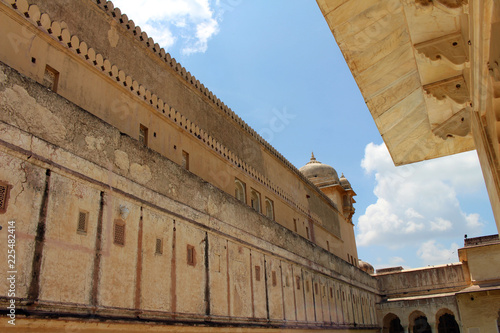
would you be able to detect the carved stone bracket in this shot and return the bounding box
[424,75,470,106]
[415,32,469,68]
[432,107,471,139]
[403,0,468,15]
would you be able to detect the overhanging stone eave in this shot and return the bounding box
[318,0,476,166]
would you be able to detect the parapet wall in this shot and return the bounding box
[376,264,468,298]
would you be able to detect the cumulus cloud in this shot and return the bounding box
[357,143,485,254]
[417,240,459,265]
[112,0,220,54]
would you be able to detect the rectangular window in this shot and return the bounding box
[43,65,59,92]
[155,238,163,255]
[255,265,261,281]
[0,182,11,214]
[182,150,189,170]
[272,271,277,287]
[306,281,310,293]
[296,276,301,290]
[113,221,125,246]
[330,287,333,298]
[306,226,310,240]
[293,218,297,232]
[314,282,319,295]
[187,244,196,266]
[285,275,290,287]
[77,210,88,234]
[139,124,148,147]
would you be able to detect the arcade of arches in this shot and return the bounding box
[383,310,460,333]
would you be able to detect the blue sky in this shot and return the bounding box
[111,0,496,269]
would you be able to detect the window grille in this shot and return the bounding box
[155,238,163,255]
[114,221,125,245]
[77,211,88,234]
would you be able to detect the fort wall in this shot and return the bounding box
[0,0,359,262]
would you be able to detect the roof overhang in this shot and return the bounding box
[317,0,477,165]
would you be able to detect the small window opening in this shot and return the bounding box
[315,282,319,294]
[182,150,189,170]
[77,210,88,234]
[306,226,310,240]
[139,124,148,147]
[265,198,274,220]
[187,244,196,266]
[0,182,12,214]
[43,65,59,92]
[155,238,163,255]
[272,271,277,286]
[250,188,261,212]
[255,265,261,281]
[113,220,125,246]
[306,281,310,293]
[296,276,301,290]
[293,218,297,232]
[234,178,246,203]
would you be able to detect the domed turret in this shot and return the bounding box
[299,152,339,186]
[339,173,352,190]
[358,259,374,275]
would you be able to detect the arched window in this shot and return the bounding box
[250,188,260,212]
[413,316,431,333]
[438,313,459,333]
[235,178,246,203]
[265,198,274,220]
[497,309,499,333]
[383,313,404,333]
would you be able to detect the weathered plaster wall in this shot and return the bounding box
[0,0,355,262]
[0,61,378,330]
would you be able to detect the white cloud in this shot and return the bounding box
[112,0,220,54]
[417,240,459,265]
[357,143,485,257]
[389,256,405,265]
